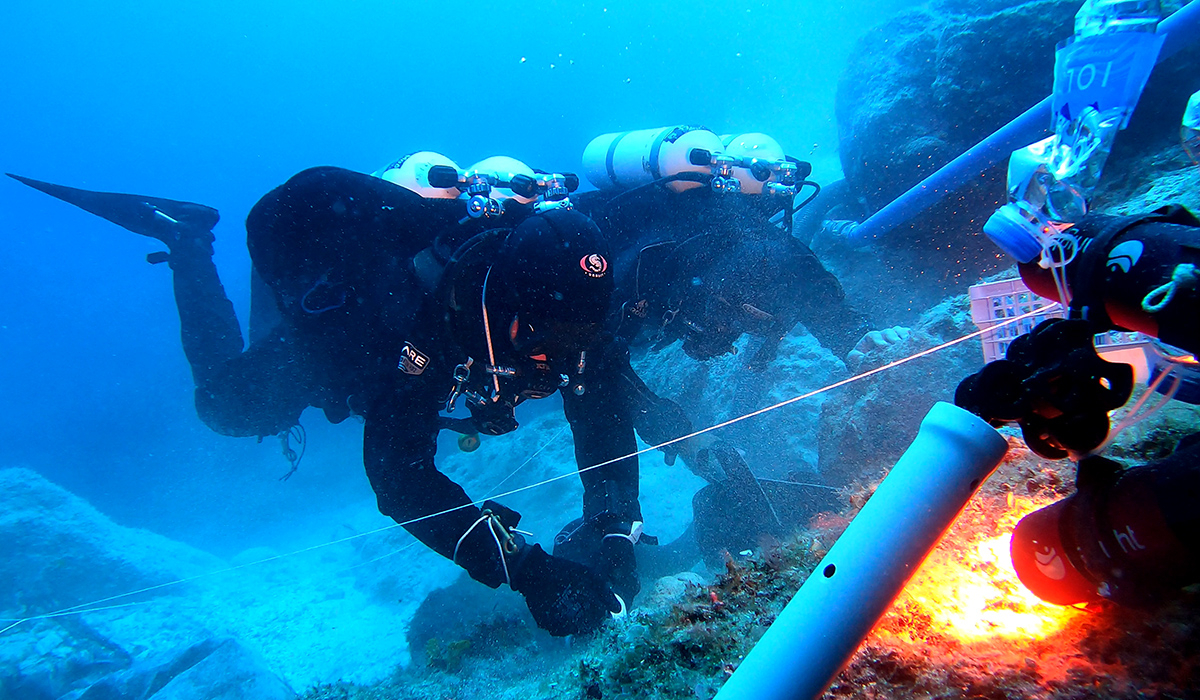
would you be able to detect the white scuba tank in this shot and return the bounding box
[375,151,461,199]
[467,156,537,204]
[722,133,787,195]
[582,126,723,193]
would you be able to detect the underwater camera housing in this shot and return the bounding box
[1010,446,1200,607]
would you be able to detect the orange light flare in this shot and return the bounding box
[874,493,1086,647]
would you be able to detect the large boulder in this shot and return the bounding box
[837,0,1075,212]
[816,294,985,487]
[0,467,220,617]
[74,637,295,700]
[0,467,431,694]
[0,617,132,700]
[404,575,544,670]
[634,330,845,483]
[0,468,233,698]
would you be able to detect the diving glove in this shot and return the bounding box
[632,395,693,466]
[510,544,623,637]
[554,517,643,605]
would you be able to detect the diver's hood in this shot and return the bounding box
[487,208,614,325]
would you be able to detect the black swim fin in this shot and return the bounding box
[6,173,220,245]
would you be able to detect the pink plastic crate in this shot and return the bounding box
[968,278,1149,365]
[969,279,1062,363]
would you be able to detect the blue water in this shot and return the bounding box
[1,0,909,551]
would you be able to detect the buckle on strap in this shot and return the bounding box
[445,358,475,412]
[603,520,644,546]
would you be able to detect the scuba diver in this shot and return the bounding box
[957,204,1200,607]
[575,186,872,370]
[953,1,1200,607]
[572,127,908,372]
[6,166,679,637]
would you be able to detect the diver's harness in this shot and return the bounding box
[622,230,779,355]
[414,225,592,438]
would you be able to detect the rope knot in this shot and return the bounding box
[1143,263,1198,314]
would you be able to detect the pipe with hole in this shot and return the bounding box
[714,402,1009,700]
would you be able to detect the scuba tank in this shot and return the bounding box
[374,151,462,199]
[468,156,539,205]
[582,126,724,193]
[720,132,795,195]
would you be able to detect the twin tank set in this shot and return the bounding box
[373,127,807,217]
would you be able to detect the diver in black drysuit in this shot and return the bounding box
[569,185,878,570]
[574,186,873,371]
[8,168,680,636]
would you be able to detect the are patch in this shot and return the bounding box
[398,342,430,375]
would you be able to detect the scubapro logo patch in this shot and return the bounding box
[580,254,609,278]
[398,342,430,375]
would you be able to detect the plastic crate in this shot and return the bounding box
[968,278,1152,379]
[969,279,1063,364]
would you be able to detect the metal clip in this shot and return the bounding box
[445,358,474,412]
[482,509,521,556]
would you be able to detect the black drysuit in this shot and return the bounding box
[175,167,662,588]
[575,187,871,367]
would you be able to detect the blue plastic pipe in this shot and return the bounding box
[713,402,1009,700]
[845,0,1200,245]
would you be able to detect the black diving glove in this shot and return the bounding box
[509,544,622,637]
[633,395,694,466]
[553,517,643,605]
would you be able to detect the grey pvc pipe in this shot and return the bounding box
[714,402,1009,700]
